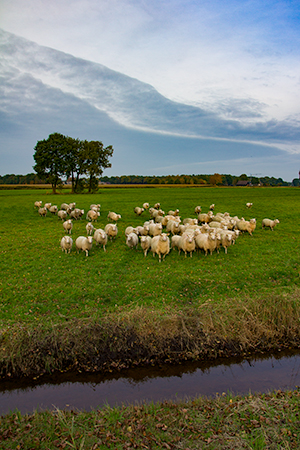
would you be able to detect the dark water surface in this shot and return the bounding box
[1,350,300,415]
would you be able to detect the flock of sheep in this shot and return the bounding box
[34,200,280,262]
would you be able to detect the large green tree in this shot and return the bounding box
[82,140,114,193]
[33,134,114,193]
[33,133,69,193]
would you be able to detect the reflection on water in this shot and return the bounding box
[1,350,300,415]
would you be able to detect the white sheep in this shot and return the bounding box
[149,222,163,237]
[246,202,253,208]
[49,205,58,215]
[60,236,73,254]
[151,233,170,262]
[68,202,76,210]
[194,205,202,214]
[262,218,280,231]
[86,222,95,236]
[44,202,52,210]
[63,219,73,234]
[86,210,100,222]
[195,231,217,256]
[38,207,47,217]
[58,210,68,221]
[90,204,101,212]
[104,223,118,240]
[60,203,70,210]
[182,218,198,225]
[166,220,181,235]
[135,225,150,236]
[134,207,145,216]
[143,202,150,210]
[171,235,182,252]
[218,231,232,254]
[70,208,84,220]
[75,236,93,257]
[198,211,213,223]
[209,204,215,211]
[93,228,108,251]
[236,218,256,235]
[140,235,152,257]
[107,211,121,221]
[178,233,196,257]
[34,201,42,209]
[154,203,161,209]
[167,209,180,216]
[126,232,139,250]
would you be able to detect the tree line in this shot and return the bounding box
[99,173,291,186]
[32,133,114,193]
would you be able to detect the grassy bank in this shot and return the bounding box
[1,389,300,449]
[1,186,300,377]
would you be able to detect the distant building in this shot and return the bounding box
[236,180,250,186]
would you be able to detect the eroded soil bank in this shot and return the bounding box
[1,293,300,381]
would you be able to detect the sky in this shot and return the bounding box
[1,0,300,180]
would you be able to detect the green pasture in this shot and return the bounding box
[1,186,299,328]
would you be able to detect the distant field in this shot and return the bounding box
[1,186,299,326]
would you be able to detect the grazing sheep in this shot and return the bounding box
[38,207,47,217]
[143,202,150,210]
[49,205,58,215]
[75,236,93,256]
[154,203,161,209]
[63,219,73,234]
[171,235,182,252]
[140,235,152,257]
[135,225,150,236]
[166,220,181,235]
[44,202,52,210]
[218,231,232,254]
[149,222,163,237]
[151,209,165,220]
[125,226,137,237]
[182,218,198,225]
[126,232,139,250]
[107,211,121,221]
[151,233,170,262]
[179,233,196,257]
[168,209,180,216]
[246,202,253,208]
[209,204,215,210]
[60,236,73,254]
[104,223,118,240]
[58,210,68,221]
[93,228,108,251]
[198,211,213,223]
[60,203,70,211]
[86,210,100,222]
[134,207,144,216]
[68,202,76,210]
[70,208,85,220]
[194,205,202,214]
[262,218,280,231]
[34,201,42,209]
[86,222,95,236]
[236,218,256,236]
[90,204,101,212]
[195,231,217,256]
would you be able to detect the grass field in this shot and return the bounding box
[1,186,300,448]
[1,186,300,379]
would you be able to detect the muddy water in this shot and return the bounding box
[1,350,300,415]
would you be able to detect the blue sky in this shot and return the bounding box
[1,0,300,180]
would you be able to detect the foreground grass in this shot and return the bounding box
[1,389,300,449]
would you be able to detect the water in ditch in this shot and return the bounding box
[1,349,300,415]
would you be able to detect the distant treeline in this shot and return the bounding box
[0,172,298,186]
[99,173,293,186]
